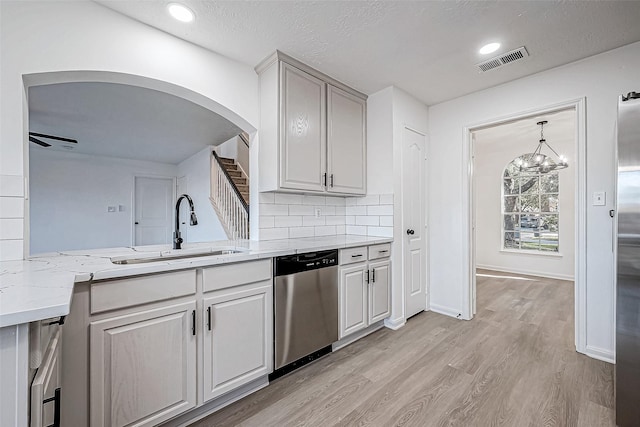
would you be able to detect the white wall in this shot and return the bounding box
[177,146,228,242]
[474,118,575,280]
[216,136,238,160]
[0,0,259,260]
[29,148,178,254]
[429,41,640,362]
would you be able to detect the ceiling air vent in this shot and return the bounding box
[476,46,529,72]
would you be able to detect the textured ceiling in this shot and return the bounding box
[95,0,640,105]
[29,82,242,164]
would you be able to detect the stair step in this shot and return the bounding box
[232,177,247,185]
[226,171,242,178]
[219,157,234,164]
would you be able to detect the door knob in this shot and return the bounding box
[406,229,415,235]
[134,222,139,225]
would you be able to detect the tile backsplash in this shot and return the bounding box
[259,192,393,240]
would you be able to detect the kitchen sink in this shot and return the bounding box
[111,249,246,265]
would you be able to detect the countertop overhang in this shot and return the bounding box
[0,235,392,328]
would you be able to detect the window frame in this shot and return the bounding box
[501,155,560,254]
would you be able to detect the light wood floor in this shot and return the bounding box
[191,270,614,427]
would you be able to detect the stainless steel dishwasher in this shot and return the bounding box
[272,249,338,377]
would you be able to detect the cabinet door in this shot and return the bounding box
[327,85,366,195]
[203,282,273,402]
[280,62,327,192]
[31,328,61,427]
[90,302,197,427]
[339,264,368,339]
[369,260,391,324]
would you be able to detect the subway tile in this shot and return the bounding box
[368,205,393,216]
[345,215,356,225]
[356,216,379,226]
[274,193,303,205]
[260,203,289,216]
[379,194,394,205]
[274,215,303,227]
[334,206,346,216]
[357,195,380,205]
[0,197,24,218]
[259,216,275,228]
[314,226,337,236]
[259,192,275,204]
[0,218,23,240]
[346,206,366,216]
[367,226,393,238]
[346,225,367,235]
[0,175,24,197]
[379,216,394,226]
[303,195,325,205]
[336,225,346,235]
[317,205,335,216]
[289,227,315,238]
[325,215,346,225]
[259,227,289,240]
[325,196,346,206]
[303,216,325,226]
[289,205,315,216]
[345,198,358,206]
[0,239,23,261]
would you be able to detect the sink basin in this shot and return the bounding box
[111,249,245,265]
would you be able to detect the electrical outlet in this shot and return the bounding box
[107,206,116,212]
[315,208,321,218]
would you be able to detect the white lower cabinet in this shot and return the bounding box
[339,250,391,339]
[339,264,368,338]
[203,281,273,402]
[89,301,197,427]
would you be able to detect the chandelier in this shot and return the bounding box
[516,120,568,174]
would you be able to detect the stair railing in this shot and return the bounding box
[211,151,249,240]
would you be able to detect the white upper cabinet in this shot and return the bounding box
[256,51,367,195]
[280,63,327,192]
[327,85,366,195]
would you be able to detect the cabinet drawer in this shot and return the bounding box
[368,243,391,260]
[203,259,272,293]
[339,246,367,265]
[90,270,196,314]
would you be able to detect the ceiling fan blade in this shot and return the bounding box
[28,132,77,144]
[29,136,51,147]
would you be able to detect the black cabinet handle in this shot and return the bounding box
[330,174,334,187]
[351,254,363,258]
[365,269,370,284]
[323,173,327,187]
[406,229,415,235]
[372,268,376,283]
[207,306,212,331]
[191,310,196,336]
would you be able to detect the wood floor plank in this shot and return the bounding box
[187,270,615,427]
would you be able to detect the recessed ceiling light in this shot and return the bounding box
[479,42,501,55]
[167,3,194,23]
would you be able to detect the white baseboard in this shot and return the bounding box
[383,317,405,330]
[161,376,269,427]
[429,303,464,319]
[583,345,615,364]
[333,321,384,351]
[476,264,574,281]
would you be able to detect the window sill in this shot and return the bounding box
[500,248,563,258]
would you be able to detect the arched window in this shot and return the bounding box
[502,154,559,252]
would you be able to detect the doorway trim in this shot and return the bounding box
[132,174,177,247]
[463,98,587,355]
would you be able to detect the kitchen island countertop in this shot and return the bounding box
[0,235,393,328]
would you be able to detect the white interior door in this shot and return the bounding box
[134,177,174,246]
[402,127,427,318]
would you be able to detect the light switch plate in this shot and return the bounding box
[592,191,606,206]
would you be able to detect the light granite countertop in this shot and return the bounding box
[0,235,392,328]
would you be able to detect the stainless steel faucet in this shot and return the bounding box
[174,194,198,249]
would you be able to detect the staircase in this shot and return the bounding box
[217,157,249,206]
[210,151,249,240]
